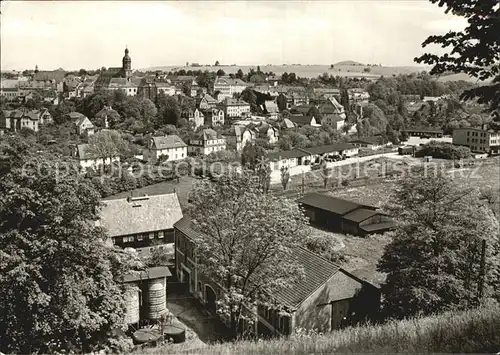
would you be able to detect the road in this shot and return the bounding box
[270,151,400,184]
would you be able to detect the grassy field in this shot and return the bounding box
[143,63,427,79]
[148,306,500,354]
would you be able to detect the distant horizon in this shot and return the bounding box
[1,1,466,72]
[3,62,430,73]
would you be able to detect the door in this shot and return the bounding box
[182,269,190,294]
[205,285,217,315]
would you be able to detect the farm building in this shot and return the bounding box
[402,128,444,138]
[298,193,395,236]
[398,145,417,155]
[98,193,183,258]
[173,216,381,336]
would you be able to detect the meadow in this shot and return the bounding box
[147,305,500,354]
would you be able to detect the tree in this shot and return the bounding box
[156,92,181,126]
[0,137,135,353]
[78,68,87,76]
[87,130,128,165]
[216,69,226,77]
[188,172,307,337]
[378,172,500,319]
[139,98,157,123]
[235,69,244,80]
[241,141,265,171]
[321,163,331,188]
[414,0,500,113]
[214,60,220,66]
[280,166,290,190]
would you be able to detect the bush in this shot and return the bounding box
[416,142,471,160]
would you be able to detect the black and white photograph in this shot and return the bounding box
[0,0,499,353]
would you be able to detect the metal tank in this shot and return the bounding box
[147,277,166,320]
[124,284,140,325]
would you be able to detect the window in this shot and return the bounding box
[137,234,144,241]
[123,236,134,243]
[158,231,164,239]
[149,233,154,239]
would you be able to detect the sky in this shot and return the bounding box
[1,0,468,71]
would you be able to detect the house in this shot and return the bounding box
[219,98,251,119]
[223,125,256,151]
[324,114,346,131]
[1,109,40,132]
[298,143,359,164]
[402,128,444,138]
[95,105,119,128]
[452,125,500,155]
[313,87,341,102]
[186,108,205,129]
[264,100,279,120]
[0,86,20,100]
[266,149,311,171]
[298,193,395,236]
[202,108,225,127]
[73,143,120,170]
[254,123,279,145]
[173,216,381,335]
[347,88,370,103]
[75,115,95,136]
[398,146,416,156]
[36,108,53,125]
[213,76,248,100]
[266,75,280,86]
[143,135,188,163]
[108,78,141,96]
[349,136,389,150]
[276,93,310,111]
[198,94,218,110]
[319,97,346,119]
[188,128,226,155]
[288,115,320,127]
[99,193,183,258]
[282,118,296,130]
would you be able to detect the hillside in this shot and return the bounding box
[334,60,364,66]
[150,306,500,354]
[140,64,428,79]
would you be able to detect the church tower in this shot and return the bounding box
[122,47,132,79]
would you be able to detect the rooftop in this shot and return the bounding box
[342,208,383,223]
[288,115,315,125]
[98,193,183,237]
[276,247,364,309]
[122,266,172,283]
[174,217,366,310]
[298,192,375,216]
[299,143,357,156]
[150,135,187,150]
[267,149,310,161]
[349,136,384,145]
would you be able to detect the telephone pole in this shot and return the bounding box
[478,239,487,300]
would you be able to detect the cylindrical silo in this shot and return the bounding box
[124,284,140,325]
[147,277,166,320]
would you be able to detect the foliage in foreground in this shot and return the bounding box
[0,136,134,354]
[189,171,308,337]
[379,171,500,319]
[415,141,471,159]
[143,305,500,354]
